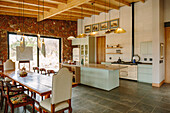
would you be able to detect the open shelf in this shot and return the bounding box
[106,53,123,54]
[106,47,123,49]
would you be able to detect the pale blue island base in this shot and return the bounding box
[80,64,127,91]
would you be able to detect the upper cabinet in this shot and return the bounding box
[140,41,152,55]
[72,38,88,45]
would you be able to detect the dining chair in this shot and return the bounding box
[39,68,73,113]
[4,82,35,113]
[33,67,39,73]
[40,68,46,75]
[47,70,55,76]
[0,80,29,110]
[3,59,15,82]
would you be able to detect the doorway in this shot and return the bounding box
[96,36,106,64]
[165,27,170,83]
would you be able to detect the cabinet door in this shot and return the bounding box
[140,42,148,55]
[147,41,152,55]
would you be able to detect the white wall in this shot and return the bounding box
[78,0,153,62]
[77,0,165,84]
[164,0,170,22]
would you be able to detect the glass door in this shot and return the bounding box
[39,38,60,71]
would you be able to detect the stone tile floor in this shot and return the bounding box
[1,79,170,113]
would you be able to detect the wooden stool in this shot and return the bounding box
[33,67,39,73]
[47,70,55,76]
[40,68,46,75]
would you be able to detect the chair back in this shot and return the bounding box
[4,59,15,71]
[51,68,73,104]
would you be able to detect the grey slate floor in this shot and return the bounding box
[1,79,170,113]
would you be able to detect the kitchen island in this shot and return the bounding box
[81,64,127,91]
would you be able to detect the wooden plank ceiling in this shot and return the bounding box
[0,0,145,21]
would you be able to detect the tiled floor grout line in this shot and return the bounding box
[125,92,148,113]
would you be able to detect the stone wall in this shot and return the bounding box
[0,15,77,62]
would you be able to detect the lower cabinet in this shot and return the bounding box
[137,64,152,83]
[119,65,137,80]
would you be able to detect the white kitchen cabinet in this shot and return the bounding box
[138,64,152,83]
[119,65,137,80]
[73,36,95,64]
[140,41,152,55]
[72,38,88,45]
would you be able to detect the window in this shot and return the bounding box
[8,32,61,71]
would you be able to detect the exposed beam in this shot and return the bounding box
[62,11,91,17]
[50,0,67,4]
[115,0,131,6]
[139,0,145,3]
[55,15,83,19]
[92,0,119,10]
[0,7,43,15]
[0,11,77,21]
[0,1,50,12]
[71,8,100,15]
[38,0,91,21]
[4,0,58,8]
[80,4,108,13]
[0,11,37,18]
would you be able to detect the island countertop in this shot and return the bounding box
[81,64,127,70]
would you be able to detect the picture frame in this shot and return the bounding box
[100,22,108,30]
[85,25,91,33]
[160,43,164,59]
[110,19,119,29]
[92,24,99,32]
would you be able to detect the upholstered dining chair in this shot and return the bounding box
[3,59,15,82]
[4,82,35,113]
[39,68,73,113]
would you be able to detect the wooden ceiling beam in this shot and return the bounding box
[115,0,131,6]
[55,15,83,19]
[49,0,67,4]
[139,0,145,3]
[5,0,58,8]
[37,0,91,21]
[0,11,37,18]
[92,0,119,10]
[80,4,108,13]
[0,7,43,15]
[71,8,100,15]
[62,11,91,17]
[0,1,50,12]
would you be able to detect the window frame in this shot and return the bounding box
[7,32,61,67]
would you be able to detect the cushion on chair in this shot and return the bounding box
[10,94,32,104]
[40,98,69,112]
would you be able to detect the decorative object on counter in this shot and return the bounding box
[117,57,122,63]
[77,6,87,38]
[160,43,164,59]
[114,0,126,34]
[89,2,99,36]
[132,54,140,62]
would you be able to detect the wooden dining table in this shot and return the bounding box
[0,70,78,110]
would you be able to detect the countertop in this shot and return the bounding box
[61,63,127,70]
[81,64,127,71]
[104,62,152,65]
